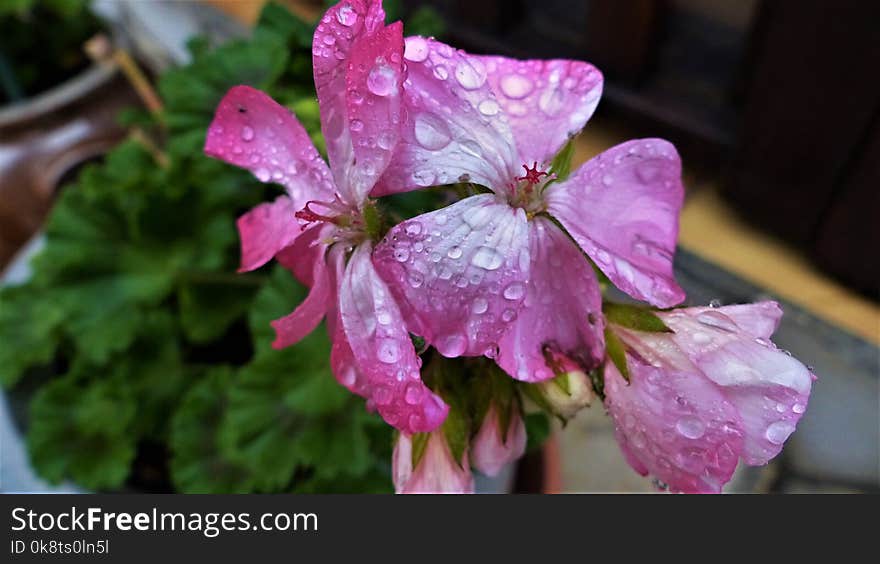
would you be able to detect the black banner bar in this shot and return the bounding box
[0,494,865,562]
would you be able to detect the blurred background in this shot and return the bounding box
[1,0,877,493]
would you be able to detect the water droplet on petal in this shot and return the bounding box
[432,65,448,80]
[471,297,488,314]
[255,168,270,182]
[394,247,410,262]
[454,61,486,89]
[404,383,422,405]
[350,119,364,132]
[414,112,452,150]
[500,74,533,99]
[503,283,525,300]
[377,339,400,364]
[404,36,429,62]
[377,131,395,150]
[336,4,357,26]
[241,126,254,141]
[439,333,467,356]
[367,64,396,96]
[478,99,500,116]
[404,222,423,236]
[675,416,706,439]
[447,246,463,259]
[792,403,806,414]
[765,421,795,445]
[408,271,424,288]
[538,85,565,116]
[471,246,503,270]
[697,311,737,332]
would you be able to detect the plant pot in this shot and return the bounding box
[0,63,139,271]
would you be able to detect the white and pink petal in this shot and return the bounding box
[342,21,405,204]
[660,306,812,465]
[313,0,391,204]
[604,359,745,494]
[339,243,448,434]
[476,55,603,164]
[374,37,519,196]
[496,218,604,382]
[373,194,530,358]
[546,138,685,308]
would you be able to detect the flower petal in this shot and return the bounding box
[236,196,301,273]
[471,405,527,477]
[342,21,405,204]
[275,224,328,287]
[204,85,335,207]
[476,55,603,164]
[496,218,604,382]
[689,301,783,340]
[604,359,745,494]
[270,244,331,349]
[660,306,813,465]
[546,138,686,307]
[373,37,519,196]
[324,245,372,396]
[340,243,449,433]
[373,194,530,358]
[394,432,475,494]
[313,0,389,204]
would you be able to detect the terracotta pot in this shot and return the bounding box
[0,64,138,271]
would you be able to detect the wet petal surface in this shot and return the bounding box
[205,85,335,208]
[496,218,604,382]
[546,138,686,307]
[373,194,530,358]
[374,37,519,196]
[476,55,603,164]
[340,243,448,433]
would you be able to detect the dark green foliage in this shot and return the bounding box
[0,0,101,104]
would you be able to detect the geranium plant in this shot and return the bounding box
[204,0,815,493]
[0,2,447,493]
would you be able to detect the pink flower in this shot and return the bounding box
[393,432,474,493]
[373,37,685,383]
[603,302,814,493]
[203,0,447,434]
[471,404,527,477]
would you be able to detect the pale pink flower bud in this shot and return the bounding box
[471,404,527,477]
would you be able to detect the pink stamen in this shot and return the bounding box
[516,161,549,185]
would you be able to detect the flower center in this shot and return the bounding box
[506,162,554,217]
[294,197,382,246]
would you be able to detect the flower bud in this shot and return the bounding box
[535,353,594,419]
[392,431,474,494]
[471,404,527,477]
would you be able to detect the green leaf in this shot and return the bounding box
[549,137,577,182]
[524,412,551,453]
[589,367,606,403]
[0,285,64,387]
[169,367,251,494]
[441,404,470,467]
[27,374,137,490]
[160,34,288,134]
[255,1,315,49]
[178,278,259,344]
[604,327,630,382]
[410,432,430,469]
[603,302,672,333]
